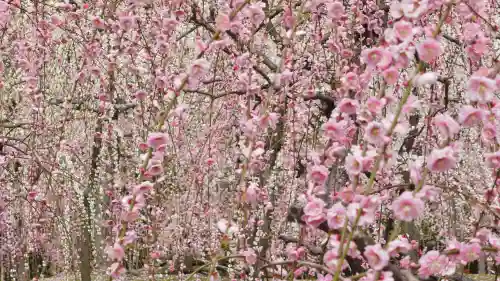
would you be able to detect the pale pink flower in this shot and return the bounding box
[366,97,385,114]
[91,16,105,29]
[106,242,125,261]
[391,191,424,221]
[387,237,411,257]
[393,20,414,41]
[485,151,500,169]
[414,72,438,86]
[463,22,481,41]
[326,202,346,230]
[242,249,257,265]
[132,181,154,195]
[326,2,345,19]
[345,153,364,176]
[302,197,326,227]
[123,230,137,245]
[310,165,329,185]
[364,244,390,270]
[361,48,392,69]
[467,76,497,103]
[323,249,347,269]
[189,59,210,78]
[342,72,360,89]
[458,106,484,127]
[347,202,375,227]
[416,185,441,202]
[427,147,457,173]
[153,75,167,88]
[416,38,442,63]
[147,132,168,149]
[482,123,498,143]
[365,121,387,145]
[147,159,164,176]
[317,274,333,281]
[402,95,421,114]
[338,98,359,115]
[418,251,450,278]
[134,90,147,100]
[459,243,481,263]
[322,119,347,141]
[476,228,491,242]
[216,219,229,233]
[107,262,126,278]
[382,67,399,85]
[245,182,260,204]
[433,113,460,140]
[119,15,136,30]
[246,3,265,25]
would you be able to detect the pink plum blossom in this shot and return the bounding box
[326,202,347,229]
[302,197,326,227]
[467,76,497,103]
[416,38,442,63]
[391,191,425,221]
[364,244,390,270]
[427,147,457,173]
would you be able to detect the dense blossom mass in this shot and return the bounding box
[0,0,499,280]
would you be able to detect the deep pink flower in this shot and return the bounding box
[416,38,442,63]
[427,147,457,173]
[364,244,390,270]
[391,191,424,221]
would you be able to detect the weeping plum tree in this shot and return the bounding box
[0,0,500,280]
